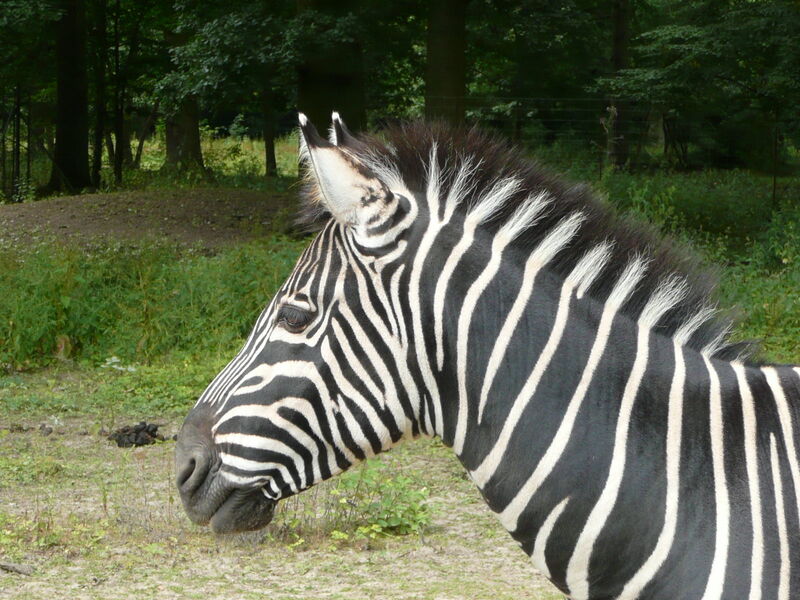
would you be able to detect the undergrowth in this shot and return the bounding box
[269,457,430,548]
[0,236,308,370]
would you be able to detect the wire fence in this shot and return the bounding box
[2,93,797,201]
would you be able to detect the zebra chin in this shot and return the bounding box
[208,487,277,534]
[180,474,277,534]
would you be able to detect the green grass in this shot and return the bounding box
[0,236,308,369]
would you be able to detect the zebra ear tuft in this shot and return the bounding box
[298,113,392,228]
[329,112,361,148]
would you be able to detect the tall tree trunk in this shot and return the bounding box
[261,89,277,177]
[164,95,205,172]
[112,0,123,184]
[425,0,467,124]
[48,0,91,193]
[12,85,21,198]
[1,93,6,197]
[133,101,158,168]
[608,0,630,168]
[296,0,366,131]
[162,30,206,173]
[105,131,115,167]
[25,95,31,183]
[91,0,107,188]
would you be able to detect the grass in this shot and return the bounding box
[0,236,309,370]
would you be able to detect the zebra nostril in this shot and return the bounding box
[177,457,197,488]
[176,445,214,499]
[175,404,216,499]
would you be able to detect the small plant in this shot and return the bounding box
[267,456,430,546]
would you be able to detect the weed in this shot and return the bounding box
[0,510,107,561]
[268,457,430,546]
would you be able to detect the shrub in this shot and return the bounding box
[0,236,308,369]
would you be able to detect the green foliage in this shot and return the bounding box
[599,0,800,168]
[0,510,107,561]
[270,457,430,546]
[0,452,64,485]
[0,236,308,369]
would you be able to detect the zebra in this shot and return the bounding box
[176,113,800,599]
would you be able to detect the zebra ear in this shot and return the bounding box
[328,112,361,148]
[298,112,394,229]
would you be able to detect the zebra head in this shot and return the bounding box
[175,113,423,533]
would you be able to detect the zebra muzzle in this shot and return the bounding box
[175,404,277,534]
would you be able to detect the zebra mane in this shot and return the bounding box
[297,120,757,362]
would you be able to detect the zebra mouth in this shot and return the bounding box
[209,486,277,534]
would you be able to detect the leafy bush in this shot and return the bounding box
[0,236,308,369]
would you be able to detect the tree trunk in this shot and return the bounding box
[1,93,6,197]
[112,0,123,184]
[164,95,205,172]
[48,0,91,193]
[425,0,467,124]
[105,131,115,167]
[133,102,158,168]
[261,89,277,177]
[91,0,107,188]
[12,86,21,198]
[296,0,366,131]
[608,0,630,168]
[25,96,31,182]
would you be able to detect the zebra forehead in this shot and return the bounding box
[296,121,758,363]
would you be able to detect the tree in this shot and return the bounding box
[607,0,631,167]
[599,0,800,169]
[48,0,92,193]
[296,0,366,130]
[425,0,467,123]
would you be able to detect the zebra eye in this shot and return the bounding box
[276,305,314,333]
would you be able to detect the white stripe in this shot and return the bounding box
[567,278,682,599]
[699,356,729,600]
[457,213,584,457]
[733,362,764,600]
[216,433,308,488]
[531,497,569,579]
[467,177,521,224]
[321,336,392,451]
[433,223,476,371]
[764,367,800,530]
[389,264,406,348]
[477,242,611,423]
[493,258,646,531]
[770,433,791,600]
[339,235,419,437]
[221,362,358,465]
[434,178,523,377]
[219,452,299,494]
[213,398,334,477]
[619,341,686,599]
[497,191,552,241]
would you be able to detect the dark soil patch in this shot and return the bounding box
[0,188,298,249]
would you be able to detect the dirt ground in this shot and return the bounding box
[0,188,297,249]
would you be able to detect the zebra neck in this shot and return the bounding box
[433,272,800,599]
